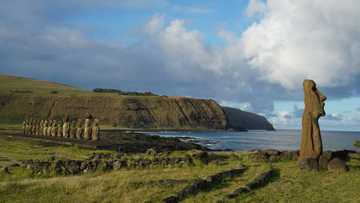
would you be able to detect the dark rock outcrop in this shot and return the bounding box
[298,158,319,171]
[222,106,274,131]
[162,166,247,203]
[227,168,275,199]
[251,149,298,162]
[328,158,348,172]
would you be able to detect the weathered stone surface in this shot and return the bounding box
[227,168,275,199]
[251,150,298,162]
[56,121,62,137]
[299,80,327,161]
[69,120,76,139]
[319,151,332,170]
[83,116,91,140]
[75,119,83,139]
[328,158,348,172]
[298,158,319,171]
[63,117,70,138]
[162,166,247,203]
[43,120,48,136]
[91,118,100,141]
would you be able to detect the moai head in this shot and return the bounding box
[76,119,82,128]
[93,118,99,127]
[52,120,57,127]
[71,120,76,128]
[85,113,93,120]
[64,115,70,123]
[303,80,327,119]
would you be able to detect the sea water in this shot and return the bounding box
[144,129,360,151]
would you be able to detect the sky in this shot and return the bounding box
[1,0,360,131]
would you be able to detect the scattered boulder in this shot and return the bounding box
[251,149,298,162]
[298,158,319,171]
[318,151,332,170]
[328,158,348,172]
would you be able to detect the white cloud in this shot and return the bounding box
[242,0,360,89]
[145,14,165,34]
[246,0,266,17]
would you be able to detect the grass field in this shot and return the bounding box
[0,135,360,203]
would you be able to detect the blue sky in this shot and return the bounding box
[1,0,360,131]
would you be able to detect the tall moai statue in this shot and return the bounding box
[29,118,34,135]
[62,117,70,138]
[299,80,327,161]
[91,118,100,141]
[69,120,76,139]
[57,120,63,137]
[22,119,27,135]
[47,120,53,136]
[39,120,44,136]
[75,119,83,139]
[34,120,40,136]
[83,114,93,140]
[51,120,57,137]
[43,120,48,136]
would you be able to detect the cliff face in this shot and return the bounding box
[0,75,275,131]
[222,106,274,131]
[0,94,227,130]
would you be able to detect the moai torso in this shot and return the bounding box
[43,120,48,136]
[299,80,327,161]
[69,121,76,139]
[28,119,34,136]
[75,119,83,139]
[83,118,91,140]
[91,119,100,141]
[36,120,41,136]
[34,120,38,136]
[47,120,53,136]
[63,121,70,138]
[23,120,27,135]
[57,121,63,137]
[51,121,57,137]
[39,120,44,136]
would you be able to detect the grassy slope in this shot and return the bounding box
[0,75,85,95]
[0,74,163,98]
[0,137,360,203]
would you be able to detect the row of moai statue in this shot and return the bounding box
[22,117,100,141]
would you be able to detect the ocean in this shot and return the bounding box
[144,129,360,151]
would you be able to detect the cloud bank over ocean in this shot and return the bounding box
[1,0,360,129]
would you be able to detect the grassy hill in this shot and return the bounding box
[0,75,86,95]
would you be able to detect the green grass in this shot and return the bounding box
[0,136,115,168]
[0,74,86,95]
[0,137,360,202]
[0,74,164,98]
